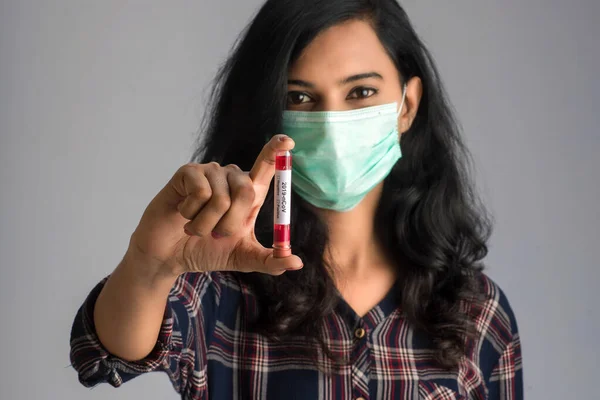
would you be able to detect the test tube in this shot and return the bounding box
[273,150,291,258]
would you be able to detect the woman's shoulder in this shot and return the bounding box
[466,271,521,369]
[471,272,519,336]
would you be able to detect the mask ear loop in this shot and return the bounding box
[397,83,408,118]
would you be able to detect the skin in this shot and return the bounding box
[287,19,422,316]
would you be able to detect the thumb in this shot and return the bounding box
[238,240,303,275]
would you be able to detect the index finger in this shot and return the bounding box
[248,134,295,186]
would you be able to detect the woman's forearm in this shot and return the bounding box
[93,248,180,361]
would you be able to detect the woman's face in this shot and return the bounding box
[287,19,421,133]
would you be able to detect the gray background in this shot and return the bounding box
[1,0,598,399]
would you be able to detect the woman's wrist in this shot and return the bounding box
[121,245,182,291]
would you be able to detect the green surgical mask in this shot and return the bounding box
[282,85,407,212]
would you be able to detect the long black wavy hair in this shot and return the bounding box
[192,0,492,369]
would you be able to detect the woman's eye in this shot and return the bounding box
[287,92,312,105]
[348,87,378,100]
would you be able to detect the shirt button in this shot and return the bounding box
[354,328,366,339]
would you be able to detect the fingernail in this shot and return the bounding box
[279,135,288,142]
[211,231,223,239]
[286,265,303,271]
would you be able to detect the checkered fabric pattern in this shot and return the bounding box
[70,271,522,399]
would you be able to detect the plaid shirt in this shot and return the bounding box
[70,271,523,399]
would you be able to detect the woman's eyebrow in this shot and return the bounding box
[288,79,314,88]
[339,72,383,85]
[287,72,383,89]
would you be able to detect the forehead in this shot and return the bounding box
[289,19,396,78]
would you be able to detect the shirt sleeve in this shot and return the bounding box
[487,333,523,399]
[69,271,219,394]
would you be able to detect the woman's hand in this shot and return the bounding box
[127,134,303,277]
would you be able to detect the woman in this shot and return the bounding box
[70,0,523,398]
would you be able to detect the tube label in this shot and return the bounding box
[274,169,291,225]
